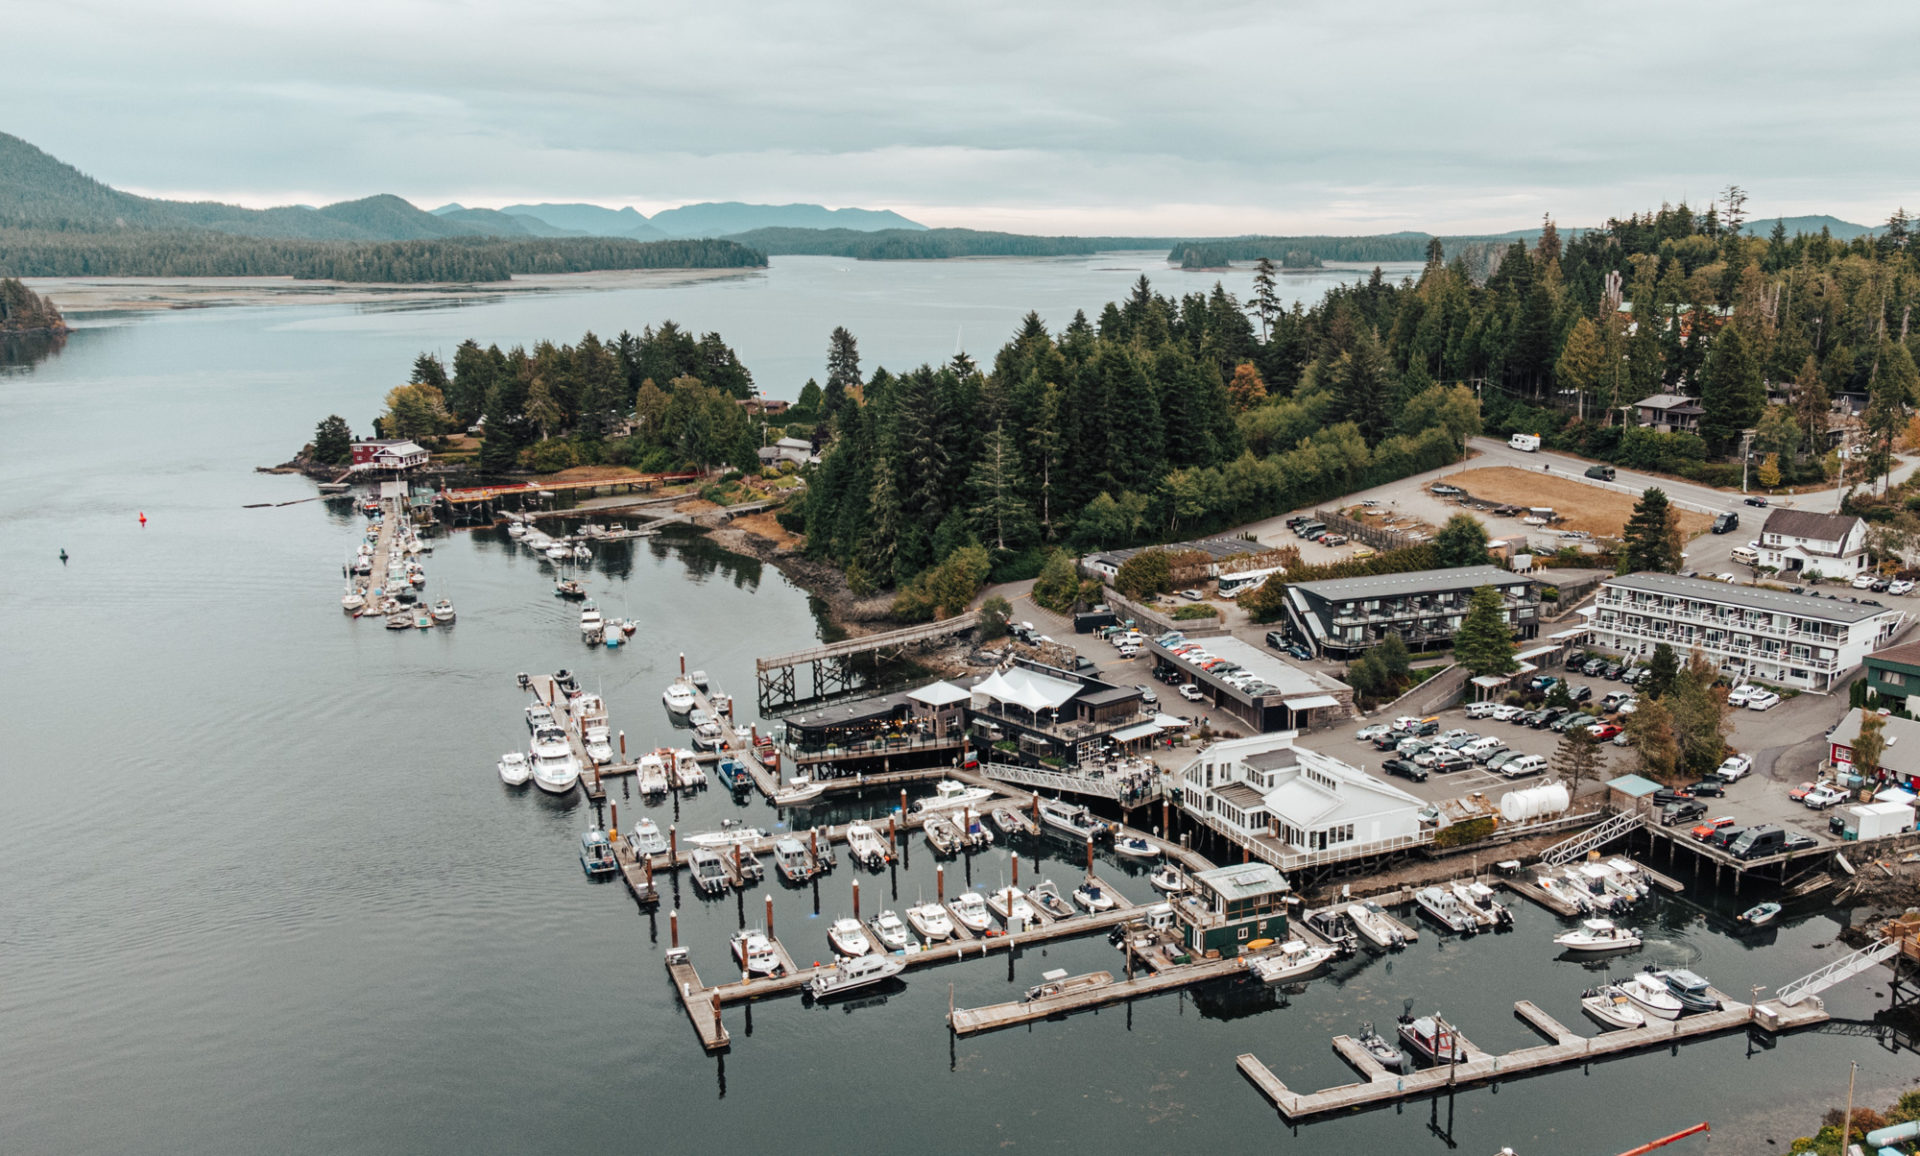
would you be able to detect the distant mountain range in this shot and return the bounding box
[440,200,928,240]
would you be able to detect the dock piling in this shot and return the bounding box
[853,879,861,919]
[937,864,945,900]
[766,895,774,940]
[1012,853,1019,887]
[671,908,680,948]
[670,824,679,863]
[1086,839,1094,876]
[610,801,619,843]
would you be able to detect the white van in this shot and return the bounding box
[1500,754,1547,778]
[1509,433,1541,452]
[1731,546,1759,566]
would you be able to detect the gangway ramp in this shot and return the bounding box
[1542,811,1643,867]
[1777,940,1901,1006]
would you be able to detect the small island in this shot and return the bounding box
[0,278,67,335]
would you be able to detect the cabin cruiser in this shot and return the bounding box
[687,821,768,848]
[1646,966,1721,1013]
[1149,864,1189,895]
[912,779,996,813]
[1414,886,1477,933]
[637,752,669,796]
[986,886,1040,930]
[1113,835,1158,860]
[579,602,604,640]
[1346,902,1406,950]
[807,952,904,1000]
[1357,1023,1409,1071]
[906,902,955,941]
[1397,1012,1468,1065]
[870,910,912,951]
[1453,881,1513,927]
[731,929,781,976]
[845,824,890,868]
[497,751,531,787]
[662,678,696,713]
[948,892,992,933]
[688,848,729,895]
[1250,940,1336,985]
[922,815,964,856]
[1553,918,1643,953]
[528,726,581,795]
[1580,984,1647,1031]
[773,838,815,883]
[773,776,826,807]
[1073,879,1117,912]
[626,818,668,858]
[431,598,455,623]
[1039,798,1110,841]
[578,829,617,876]
[584,728,613,766]
[672,749,707,789]
[1616,972,1683,1020]
[828,917,874,957]
[1027,880,1075,920]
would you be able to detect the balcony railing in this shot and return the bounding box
[1593,617,1839,671]
[1595,594,1847,641]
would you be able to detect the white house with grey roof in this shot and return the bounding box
[1282,564,1540,659]
[1590,572,1903,690]
[1177,733,1426,868]
[1756,509,1869,581]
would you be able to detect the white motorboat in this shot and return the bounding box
[1414,886,1477,933]
[688,821,768,848]
[960,814,994,848]
[1616,973,1684,1020]
[662,678,696,713]
[1579,984,1647,1030]
[1038,797,1109,841]
[1398,1012,1470,1065]
[579,603,604,640]
[1149,864,1189,895]
[526,701,555,732]
[342,589,366,612]
[911,779,997,813]
[1113,835,1158,859]
[545,544,570,561]
[828,917,874,957]
[870,910,911,951]
[431,598,455,623]
[905,902,955,941]
[497,751,531,786]
[1027,880,1076,920]
[1453,881,1513,927]
[991,806,1039,836]
[1553,918,1643,953]
[922,815,964,855]
[688,848,729,894]
[1072,880,1117,912]
[637,752,670,796]
[731,929,781,976]
[584,730,613,766]
[948,892,992,933]
[773,776,827,807]
[772,838,815,883]
[1536,874,1593,914]
[986,886,1040,930]
[626,818,668,857]
[845,824,890,868]
[807,952,905,999]
[573,544,591,561]
[1250,940,1336,985]
[1346,902,1406,949]
[672,749,707,789]
[507,521,527,538]
[528,726,581,795]
[691,670,710,692]
[1738,902,1783,927]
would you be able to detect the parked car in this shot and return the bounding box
[1356,723,1391,742]
[1787,781,1821,801]
[1286,643,1313,661]
[1178,589,1205,601]
[1602,662,1625,680]
[1464,736,1506,762]
[1431,751,1473,773]
[1588,722,1622,740]
[1803,784,1849,809]
[1410,719,1440,736]
[1500,754,1547,778]
[1732,826,1787,860]
[1891,579,1915,596]
[1782,832,1819,852]
[1746,690,1782,711]
[1490,703,1524,721]
[1716,755,1753,781]
[1651,788,1694,806]
[1690,816,1738,840]
[1527,675,1561,694]
[1382,757,1429,783]
[1601,691,1631,712]
[1567,685,1593,704]
[1550,712,1594,733]
[1516,709,1547,727]
[1532,708,1567,729]
[1581,658,1606,677]
[1708,826,1747,851]
[1178,684,1205,702]
[1466,701,1497,720]
[1484,750,1522,774]
[1661,800,1708,826]
[1135,684,1159,706]
[1851,573,1877,590]
[1726,684,1758,707]
[1686,778,1727,798]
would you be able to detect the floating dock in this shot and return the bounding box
[948,951,1247,1036]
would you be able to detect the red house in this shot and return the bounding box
[349,439,430,472]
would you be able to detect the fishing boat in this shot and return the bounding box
[341,588,366,612]
[910,780,996,814]
[662,678,696,713]
[772,776,827,807]
[1038,797,1109,841]
[845,824,890,868]
[1073,879,1117,912]
[828,917,874,957]
[1027,880,1075,920]
[922,815,964,856]
[870,910,912,951]
[986,886,1040,930]
[730,929,781,976]
[1357,1023,1409,1071]
[1536,874,1593,914]
[1025,968,1113,1002]
[528,726,581,795]
[948,892,992,933]
[1454,881,1514,927]
[687,821,768,849]
[1414,886,1477,933]
[431,598,455,623]
[1346,902,1406,949]
[578,829,617,877]
[637,752,670,796]
[906,902,955,941]
[807,952,905,1000]
[716,756,754,792]
[991,806,1039,836]
[772,838,815,883]
[1580,984,1647,1031]
[1737,901,1782,927]
[497,751,531,787]
[1553,918,1643,953]
[1250,939,1336,985]
[1113,834,1159,859]
[1616,972,1683,1020]
[627,818,668,858]
[1646,966,1721,1013]
[688,848,729,895]
[1149,864,1189,895]
[1397,1011,1468,1065]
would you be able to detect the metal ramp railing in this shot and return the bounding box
[977,761,1148,803]
[1541,811,1644,866]
[1777,940,1901,1006]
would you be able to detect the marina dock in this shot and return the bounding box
[948,951,1247,1036]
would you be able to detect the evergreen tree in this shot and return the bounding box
[1554,317,1606,418]
[1622,488,1682,573]
[1330,328,1395,444]
[966,423,1034,552]
[1375,633,1411,682]
[410,351,449,391]
[1667,652,1731,776]
[1624,695,1681,781]
[1550,723,1601,798]
[1246,257,1281,340]
[1433,513,1492,568]
[1644,642,1679,699]
[1699,325,1764,455]
[824,326,860,420]
[312,415,352,465]
[1453,585,1517,676]
[1789,355,1830,463]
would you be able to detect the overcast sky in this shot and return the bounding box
[9,0,1917,234]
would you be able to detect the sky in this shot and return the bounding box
[7,0,1918,235]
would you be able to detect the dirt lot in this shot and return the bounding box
[1447,466,1713,539]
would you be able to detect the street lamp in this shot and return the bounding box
[1739,428,1757,494]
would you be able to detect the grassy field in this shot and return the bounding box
[1449,467,1713,538]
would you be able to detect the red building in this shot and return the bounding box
[349,439,429,472]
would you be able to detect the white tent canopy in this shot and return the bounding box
[972,667,1081,715]
[908,681,971,708]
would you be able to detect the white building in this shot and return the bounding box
[1757,509,1869,582]
[1590,572,1902,691]
[1178,733,1426,867]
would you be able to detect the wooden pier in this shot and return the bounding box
[755,611,983,711]
[665,949,730,1052]
[1238,995,1830,1120]
[948,951,1248,1036]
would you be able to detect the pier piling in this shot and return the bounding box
[766,895,774,940]
[671,908,679,948]
[937,864,945,900]
[853,879,861,919]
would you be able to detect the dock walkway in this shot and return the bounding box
[948,951,1246,1035]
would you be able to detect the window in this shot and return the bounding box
[1237,926,1250,941]
[1884,670,1906,687]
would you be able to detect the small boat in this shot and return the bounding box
[1616,973,1683,1020]
[734,848,766,883]
[341,589,366,612]
[431,598,455,623]
[1397,1012,1468,1065]
[688,848,729,895]
[1737,902,1782,927]
[573,544,591,561]
[1028,880,1076,920]
[637,752,669,796]
[1554,918,1643,953]
[545,544,570,561]
[807,952,905,1000]
[1149,864,1189,895]
[621,619,638,638]
[731,929,781,976]
[912,779,997,813]
[626,818,668,857]
[773,776,827,807]
[1024,968,1113,1002]
[507,521,528,538]
[922,815,964,856]
[1453,881,1513,928]
[986,886,1041,930]
[1038,797,1110,841]
[1113,835,1159,860]
[552,669,579,696]
[1414,886,1477,934]
[385,613,410,630]
[906,902,955,941]
[662,679,696,713]
[671,749,706,789]
[828,917,874,957]
[318,481,350,493]
[1346,902,1406,950]
[1357,1023,1409,1071]
[497,752,530,786]
[1580,984,1647,1031]
[584,730,613,765]
[991,807,1039,836]
[578,829,617,877]
[961,814,994,848]
[1073,880,1116,912]
[1250,940,1336,985]
[1537,874,1593,914]
[687,821,768,849]
[691,670,711,692]
[525,701,555,732]
[772,838,815,883]
[1647,966,1721,1013]
[554,579,585,599]
[845,824,890,868]
[870,910,912,951]
[948,892,992,933]
[716,757,754,792]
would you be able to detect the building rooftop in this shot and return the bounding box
[1605,571,1889,624]
[1829,709,1920,777]
[1089,536,1267,568]
[1607,774,1664,798]
[1761,508,1862,544]
[1192,862,1290,899]
[1869,640,1920,670]
[1290,565,1531,602]
[1170,636,1344,699]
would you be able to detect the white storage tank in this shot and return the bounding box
[1499,782,1571,823]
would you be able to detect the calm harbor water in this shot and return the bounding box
[1,254,1909,1154]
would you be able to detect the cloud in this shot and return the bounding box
[8,0,1917,233]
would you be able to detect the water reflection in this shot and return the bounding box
[0,330,68,372]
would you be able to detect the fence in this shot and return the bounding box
[1315,508,1426,553]
[1104,589,1228,638]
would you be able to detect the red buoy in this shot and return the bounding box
[138,511,147,527]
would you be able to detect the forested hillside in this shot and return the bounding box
[722,227,1180,259]
[0,277,65,332]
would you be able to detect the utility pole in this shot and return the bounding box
[1740,429,1757,494]
[1840,1060,1857,1154]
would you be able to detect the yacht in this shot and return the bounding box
[911,779,996,813]
[845,824,890,868]
[528,726,581,795]
[870,910,912,951]
[807,952,905,1000]
[662,678,696,713]
[1553,918,1643,953]
[986,886,1040,930]
[1414,886,1477,934]
[688,848,729,895]
[687,821,768,848]
[1072,879,1117,912]
[583,729,613,766]
[905,902,955,942]
[1452,881,1513,928]
[496,751,531,787]
[1580,984,1647,1031]
[579,602,604,640]
[341,588,366,613]
[637,752,669,796]
[1038,798,1109,841]
[1646,966,1721,1013]
[1249,940,1335,985]
[828,917,874,957]
[626,818,668,858]
[578,829,617,877]
[948,892,992,933]
[1346,902,1406,950]
[730,929,781,976]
